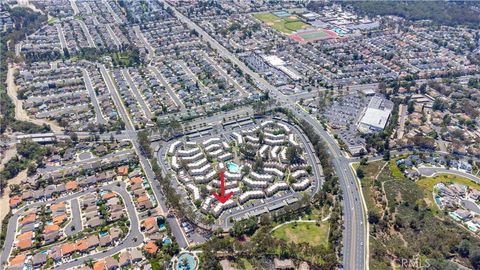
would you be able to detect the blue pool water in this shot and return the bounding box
[159,224,166,231]
[163,237,172,245]
[226,162,239,173]
[99,231,109,237]
[176,253,197,270]
[46,221,53,225]
[41,250,48,254]
[435,196,441,206]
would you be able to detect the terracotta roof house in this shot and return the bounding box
[9,255,26,267]
[9,196,22,208]
[66,180,78,191]
[43,224,60,234]
[130,177,143,185]
[61,243,77,256]
[144,241,158,254]
[76,239,89,252]
[17,231,33,242]
[102,192,117,201]
[16,239,33,250]
[117,166,129,176]
[53,214,67,225]
[93,260,106,270]
[51,202,66,211]
[20,213,36,227]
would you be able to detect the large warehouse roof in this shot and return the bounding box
[359,108,391,130]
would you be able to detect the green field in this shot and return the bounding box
[273,221,329,247]
[253,12,310,34]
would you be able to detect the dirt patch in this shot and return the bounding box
[0,169,27,229]
[7,64,63,133]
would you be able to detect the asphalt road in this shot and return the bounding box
[417,167,480,184]
[106,24,121,48]
[55,23,67,50]
[121,68,153,119]
[148,66,185,110]
[64,198,82,236]
[82,68,106,124]
[78,19,96,48]
[164,4,367,269]
[51,182,143,270]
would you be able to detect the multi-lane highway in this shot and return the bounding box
[164,3,367,269]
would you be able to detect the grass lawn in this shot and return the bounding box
[239,259,254,270]
[273,221,329,247]
[48,15,58,25]
[253,12,309,34]
[417,173,480,192]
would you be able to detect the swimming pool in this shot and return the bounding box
[176,253,197,270]
[163,237,172,245]
[226,162,239,173]
[99,231,109,237]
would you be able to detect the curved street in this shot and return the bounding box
[0,182,144,269]
[418,167,480,184]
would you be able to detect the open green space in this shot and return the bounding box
[253,12,310,34]
[273,221,329,247]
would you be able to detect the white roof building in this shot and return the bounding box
[181,152,204,162]
[186,184,200,201]
[293,178,311,191]
[203,137,221,147]
[250,171,274,182]
[264,167,284,178]
[178,147,201,157]
[190,164,212,176]
[232,132,243,144]
[218,152,233,161]
[168,141,183,155]
[239,190,265,204]
[212,199,236,217]
[358,108,391,133]
[291,170,308,179]
[266,182,289,196]
[243,177,268,188]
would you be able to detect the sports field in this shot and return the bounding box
[253,12,310,34]
[290,29,338,43]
